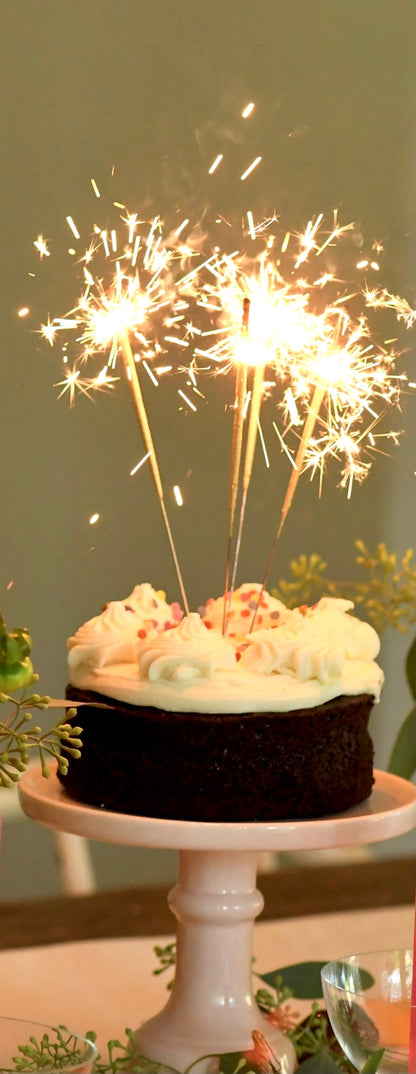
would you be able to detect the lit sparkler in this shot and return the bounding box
[40,212,193,612]
[250,298,405,627]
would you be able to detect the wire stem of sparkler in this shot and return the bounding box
[228,359,265,602]
[120,333,190,615]
[249,381,326,631]
[222,361,248,634]
[223,298,250,635]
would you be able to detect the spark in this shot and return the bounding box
[54,365,95,407]
[142,360,158,386]
[174,218,190,237]
[364,286,416,329]
[246,211,256,240]
[178,389,197,411]
[242,102,255,118]
[89,513,100,525]
[34,235,50,259]
[208,154,223,175]
[257,416,270,468]
[130,451,151,475]
[66,216,80,240]
[18,307,29,318]
[284,387,301,425]
[90,179,101,198]
[41,317,57,345]
[173,485,183,506]
[240,156,262,181]
[164,335,189,348]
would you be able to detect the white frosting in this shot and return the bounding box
[68,588,383,714]
[138,613,236,686]
[67,583,182,670]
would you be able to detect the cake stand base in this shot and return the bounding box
[133,849,295,1073]
[19,767,416,1074]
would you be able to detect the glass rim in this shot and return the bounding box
[0,1017,98,1072]
[320,946,414,1005]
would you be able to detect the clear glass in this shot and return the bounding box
[0,1018,97,1073]
[321,949,415,1073]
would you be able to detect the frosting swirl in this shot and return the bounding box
[138,613,236,686]
[67,583,182,670]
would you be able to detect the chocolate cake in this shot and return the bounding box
[57,583,383,821]
[60,685,375,821]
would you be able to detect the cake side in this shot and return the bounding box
[58,685,375,821]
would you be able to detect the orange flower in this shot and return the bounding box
[244,1029,281,1072]
[266,1003,299,1032]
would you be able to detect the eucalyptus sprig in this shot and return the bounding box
[5,1025,89,1072]
[271,541,416,634]
[0,611,82,788]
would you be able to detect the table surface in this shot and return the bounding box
[0,855,414,949]
[0,904,413,1054]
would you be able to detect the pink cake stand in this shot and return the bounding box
[19,767,416,1074]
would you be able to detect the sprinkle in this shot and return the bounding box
[241,608,251,617]
[124,604,134,612]
[270,611,280,620]
[204,620,213,629]
[138,629,147,639]
[197,605,207,617]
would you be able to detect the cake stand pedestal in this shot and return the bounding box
[19,768,416,1074]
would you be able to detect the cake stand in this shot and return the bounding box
[19,767,416,1074]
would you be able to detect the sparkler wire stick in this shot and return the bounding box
[222,298,250,634]
[229,357,265,599]
[120,332,189,614]
[250,379,326,630]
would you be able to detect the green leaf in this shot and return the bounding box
[259,962,327,999]
[216,1053,247,1073]
[361,1048,385,1072]
[406,636,416,698]
[387,703,416,779]
[296,1047,341,1072]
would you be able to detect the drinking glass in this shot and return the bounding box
[0,1018,97,1073]
[321,949,415,1073]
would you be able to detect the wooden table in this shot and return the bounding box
[0,855,414,950]
[0,903,413,1055]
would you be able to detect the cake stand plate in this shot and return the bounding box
[19,768,416,1074]
[19,767,416,850]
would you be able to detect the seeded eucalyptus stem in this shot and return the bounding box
[0,678,81,787]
